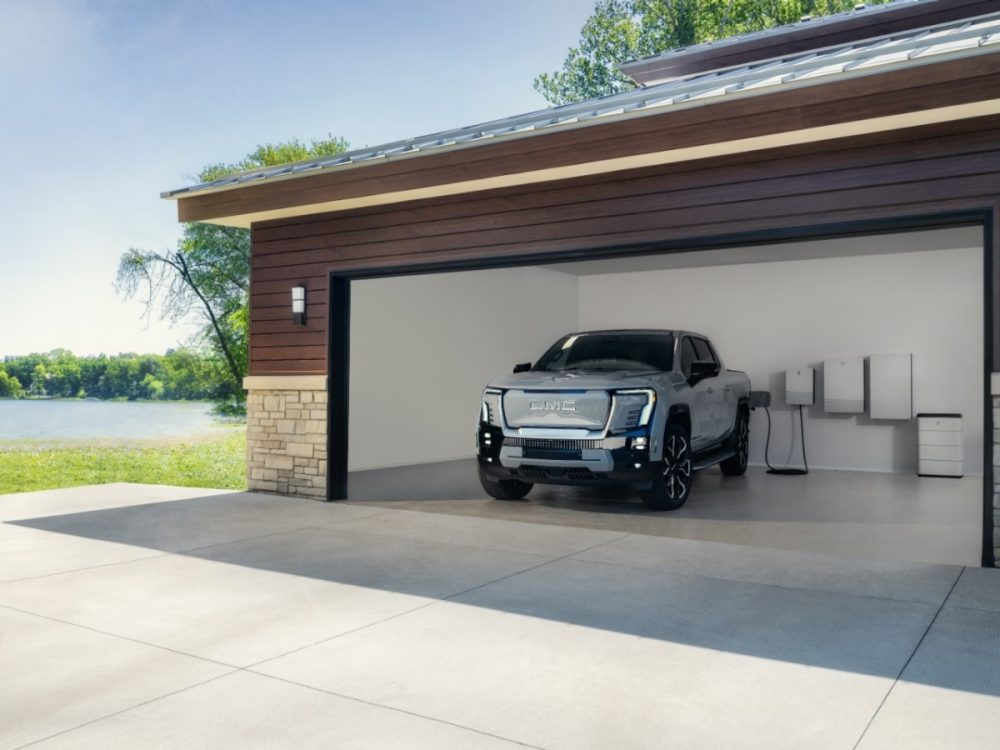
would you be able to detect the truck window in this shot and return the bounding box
[535,333,674,372]
[692,338,717,364]
[681,337,698,376]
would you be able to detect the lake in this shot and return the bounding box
[0,400,228,442]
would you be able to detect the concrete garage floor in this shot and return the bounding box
[349,460,984,567]
[2,484,998,749]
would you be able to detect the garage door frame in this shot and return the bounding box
[326,208,997,567]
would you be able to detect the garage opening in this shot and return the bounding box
[338,223,987,568]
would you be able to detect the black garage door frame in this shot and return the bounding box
[325,209,997,568]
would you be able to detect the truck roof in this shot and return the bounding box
[566,329,707,339]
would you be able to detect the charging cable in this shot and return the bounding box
[764,404,809,476]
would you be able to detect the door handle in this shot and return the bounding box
[706,387,714,394]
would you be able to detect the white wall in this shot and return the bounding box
[576,232,984,474]
[350,266,578,471]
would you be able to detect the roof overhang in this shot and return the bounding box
[618,0,995,86]
[167,41,1000,228]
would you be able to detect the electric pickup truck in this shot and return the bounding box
[477,330,751,510]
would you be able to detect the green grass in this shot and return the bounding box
[0,430,247,495]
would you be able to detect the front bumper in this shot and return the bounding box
[477,423,657,488]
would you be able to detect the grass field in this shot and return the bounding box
[0,429,246,495]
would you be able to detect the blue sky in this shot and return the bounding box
[0,0,595,357]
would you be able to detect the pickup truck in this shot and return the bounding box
[477,330,751,510]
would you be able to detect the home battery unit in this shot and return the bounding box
[785,367,815,406]
[917,413,963,478]
[869,353,913,420]
[824,357,864,413]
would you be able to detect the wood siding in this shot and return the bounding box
[183,54,1000,225]
[249,115,1000,375]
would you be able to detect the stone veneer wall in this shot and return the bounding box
[245,380,327,499]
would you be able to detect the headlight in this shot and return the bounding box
[481,389,502,426]
[609,389,656,433]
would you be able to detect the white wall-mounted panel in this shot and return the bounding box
[824,358,864,413]
[869,353,913,420]
[786,367,815,406]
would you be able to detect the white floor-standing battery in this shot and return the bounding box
[917,413,963,478]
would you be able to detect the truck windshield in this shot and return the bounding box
[534,333,674,372]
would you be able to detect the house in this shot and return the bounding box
[164,0,1000,567]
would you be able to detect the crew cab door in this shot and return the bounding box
[692,337,734,442]
[680,337,718,451]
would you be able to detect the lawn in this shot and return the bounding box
[0,429,246,494]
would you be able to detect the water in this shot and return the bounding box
[0,400,225,442]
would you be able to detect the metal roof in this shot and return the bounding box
[619,0,927,75]
[163,9,1000,200]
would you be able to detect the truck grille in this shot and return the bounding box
[503,390,610,429]
[504,437,603,450]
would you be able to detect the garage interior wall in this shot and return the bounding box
[350,227,982,475]
[349,266,578,471]
[571,227,984,475]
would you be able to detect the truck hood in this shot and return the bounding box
[488,370,657,390]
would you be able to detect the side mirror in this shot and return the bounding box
[512,362,532,374]
[689,360,720,383]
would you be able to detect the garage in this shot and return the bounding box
[343,226,985,566]
[163,4,1000,569]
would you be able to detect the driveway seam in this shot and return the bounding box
[245,531,634,670]
[297,516,627,560]
[0,509,394,585]
[0,549,174,584]
[0,602,240,670]
[12,669,241,750]
[850,565,966,750]
[250,671,546,749]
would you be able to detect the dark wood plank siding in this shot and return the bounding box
[249,115,1000,375]
[183,54,1000,224]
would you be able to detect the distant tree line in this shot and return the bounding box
[0,348,238,405]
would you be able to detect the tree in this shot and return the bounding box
[0,368,24,398]
[534,0,891,105]
[140,373,165,400]
[28,364,48,397]
[117,135,350,411]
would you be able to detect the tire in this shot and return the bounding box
[478,464,532,500]
[641,422,693,510]
[720,406,750,477]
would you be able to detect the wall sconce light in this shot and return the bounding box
[291,286,306,325]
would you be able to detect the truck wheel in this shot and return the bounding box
[478,464,532,500]
[641,423,692,510]
[720,407,749,477]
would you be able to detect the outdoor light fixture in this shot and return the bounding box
[291,286,306,325]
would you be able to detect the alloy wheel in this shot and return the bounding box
[737,415,749,469]
[662,433,692,500]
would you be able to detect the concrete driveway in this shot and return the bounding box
[1,484,998,749]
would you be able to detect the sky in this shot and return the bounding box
[0,0,595,357]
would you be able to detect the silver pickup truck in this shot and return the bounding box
[477,330,751,509]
